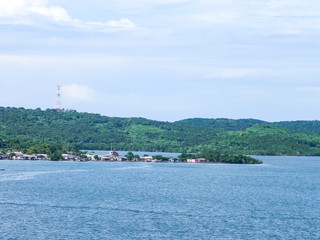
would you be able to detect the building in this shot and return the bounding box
[140,156,153,162]
[62,154,80,161]
[187,158,207,163]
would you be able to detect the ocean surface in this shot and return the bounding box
[0,156,319,239]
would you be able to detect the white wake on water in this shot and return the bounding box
[0,170,85,181]
[112,164,152,171]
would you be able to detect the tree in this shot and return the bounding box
[49,151,63,161]
[125,152,134,160]
[9,152,16,159]
[153,155,169,161]
[27,146,37,154]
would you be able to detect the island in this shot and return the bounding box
[0,149,263,164]
[0,107,320,159]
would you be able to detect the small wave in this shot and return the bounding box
[0,170,85,182]
[112,164,152,171]
[0,201,191,219]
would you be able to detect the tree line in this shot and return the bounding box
[1,107,320,156]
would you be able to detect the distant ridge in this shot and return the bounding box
[174,118,320,136]
[174,118,267,131]
[1,107,320,156]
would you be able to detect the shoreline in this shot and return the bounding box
[0,158,263,165]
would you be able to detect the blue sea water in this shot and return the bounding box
[0,156,319,240]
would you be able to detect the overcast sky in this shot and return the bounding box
[1,0,320,122]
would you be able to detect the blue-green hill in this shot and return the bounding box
[1,107,320,156]
[174,118,320,135]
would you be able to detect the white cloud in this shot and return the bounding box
[0,0,136,31]
[104,0,189,7]
[106,18,136,28]
[30,5,71,22]
[205,68,260,79]
[0,0,40,17]
[62,84,95,103]
[132,0,188,4]
[192,13,237,24]
[187,0,320,35]
[296,87,320,93]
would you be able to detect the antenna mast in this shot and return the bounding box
[56,85,61,112]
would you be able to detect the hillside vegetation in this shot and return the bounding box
[189,125,320,156]
[174,118,320,135]
[0,107,218,153]
[1,107,320,156]
[174,118,266,131]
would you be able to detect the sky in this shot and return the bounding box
[1,0,320,122]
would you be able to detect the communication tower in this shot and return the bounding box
[56,85,61,112]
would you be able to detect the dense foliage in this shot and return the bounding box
[1,107,320,156]
[189,125,320,156]
[174,118,266,131]
[175,118,320,136]
[275,121,320,135]
[0,107,218,153]
[179,151,263,164]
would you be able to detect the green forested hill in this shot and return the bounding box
[174,118,267,131]
[0,107,219,153]
[174,118,320,136]
[174,118,320,135]
[189,125,320,155]
[1,107,320,156]
[274,121,320,135]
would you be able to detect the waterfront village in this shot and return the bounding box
[0,150,208,163]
